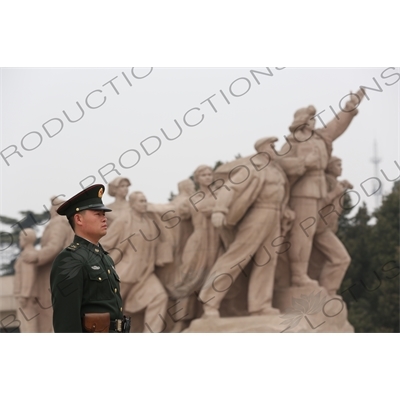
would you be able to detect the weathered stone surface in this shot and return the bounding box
[184,286,354,333]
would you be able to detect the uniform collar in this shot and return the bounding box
[73,235,109,254]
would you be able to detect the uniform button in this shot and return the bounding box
[114,288,117,293]
[107,269,110,274]
[98,277,102,281]
[95,249,99,253]
[120,307,123,312]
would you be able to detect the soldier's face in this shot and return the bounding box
[77,210,108,241]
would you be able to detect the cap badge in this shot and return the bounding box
[98,188,104,198]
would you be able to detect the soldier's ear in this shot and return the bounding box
[74,212,84,226]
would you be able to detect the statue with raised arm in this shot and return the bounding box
[277,89,364,287]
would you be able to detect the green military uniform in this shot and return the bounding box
[50,184,128,333]
[51,235,124,332]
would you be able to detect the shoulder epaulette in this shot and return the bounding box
[66,243,78,251]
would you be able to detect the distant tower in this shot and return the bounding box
[370,139,382,208]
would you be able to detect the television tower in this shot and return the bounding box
[370,139,382,208]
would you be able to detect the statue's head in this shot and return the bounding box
[49,195,65,218]
[108,177,131,197]
[326,156,342,177]
[129,191,147,214]
[178,179,196,195]
[289,105,317,133]
[193,165,213,186]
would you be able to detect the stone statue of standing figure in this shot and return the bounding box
[277,89,364,288]
[307,156,353,296]
[16,197,74,332]
[13,229,40,333]
[101,191,173,333]
[106,177,131,226]
[198,137,293,318]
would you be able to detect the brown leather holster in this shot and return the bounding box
[82,313,110,333]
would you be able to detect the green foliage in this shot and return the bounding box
[0,209,50,274]
[338,182,400,332]
[168,191,176,202]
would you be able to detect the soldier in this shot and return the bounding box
[50,184,130,333]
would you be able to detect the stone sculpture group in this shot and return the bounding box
[13,89,364,332]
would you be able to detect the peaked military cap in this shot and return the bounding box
[57,184,112,217]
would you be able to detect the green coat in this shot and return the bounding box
[50,235,124,332]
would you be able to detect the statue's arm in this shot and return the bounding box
[147,202,176,214]
[322,89,365,142]
[211,168,251,228]
[177,199,192,220]
[324,176,353,205]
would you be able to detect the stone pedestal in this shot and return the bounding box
[273,284,354,333]
[0,275,19,332]
[183,285,354,333]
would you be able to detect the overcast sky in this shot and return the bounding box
[1,67,399,230]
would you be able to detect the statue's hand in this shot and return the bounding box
[19,297,28,308]
[340,179,353,190]
[211,212,226,228]
[354,88,365,102]
[304,147,320,170]
[202,207,213,217]
[22,249,39,263]
[345,89,364,113]
[297,160,306,176]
